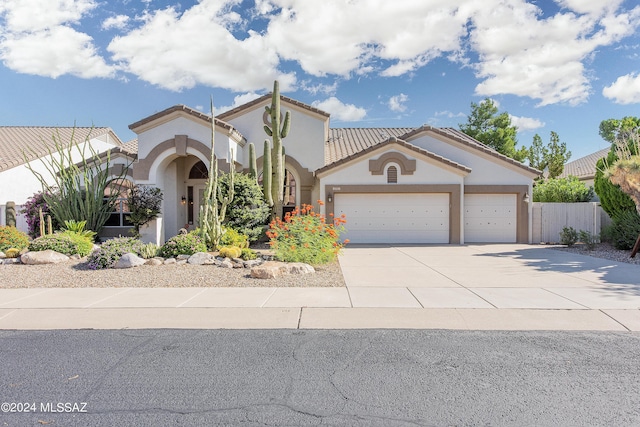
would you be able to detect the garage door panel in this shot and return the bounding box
[335,193,449,244]
[464,194,517,243]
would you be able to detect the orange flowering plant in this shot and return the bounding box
[266,201,349,265]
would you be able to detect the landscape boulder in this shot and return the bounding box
[21,250,69,265]
[250,261,315,279]
[188,252,216,265]
[114,253,146,269]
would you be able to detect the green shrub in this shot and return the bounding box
[240,247,258,260]
[0,226,30,252]
[86,237,144,269]
[267,203,347,265]
[219,227,249,249]
[139,243,160,259]
[559,226,579,247]
[127,185,163,236]
[5,248,20,258]
[218,246,242,259]
[220,172,270,242]
[160,231,207,258]
[603,210,640,250]
[578,230,599,251]
[29,231,93,256]
[595,156,637,218]
[533,176,594,202]
[62,220,96,241]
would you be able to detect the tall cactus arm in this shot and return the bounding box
[263,140,273,207]
[281,111,291,138]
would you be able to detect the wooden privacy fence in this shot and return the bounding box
[532,202,610,244]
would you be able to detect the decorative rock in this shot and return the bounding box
[21,250,69,265]
[288,262,315,275]
[219,258,234,269]
[164,258,177,265]
[114,253,146,269]
[145,258,163,266]
[243,259,263,269]
[188,252,215,265]
[250,261,290,279]
[177,254,191,260]
[0,251,5,259]
[177,259,188,265]
[1,258,21,265]
[250,261,315,279]
[70,254,82,260]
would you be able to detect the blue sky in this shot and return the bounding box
[1,0,639,160]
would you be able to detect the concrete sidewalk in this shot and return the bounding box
[1,244,640,331]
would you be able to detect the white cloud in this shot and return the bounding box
[102,15,130,31]
[509,115,546,131]
[300,80,338,96]
[435,110,466,118]
[107,1,295,92]
[218,92,263,113]
[470,1,640,106]
[557,0,623,16]
[603,73,640,104]
[265,0,467,77]
[312,97,366,121]
[0,0,97,32]
[388,93,409,112]
[0,0,115,78]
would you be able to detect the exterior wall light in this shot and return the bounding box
[327,194,333,203]
[181,196,187,205]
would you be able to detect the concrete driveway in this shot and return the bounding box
[339,244,640,312]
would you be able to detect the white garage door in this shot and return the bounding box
[334,193,449,244]
[464,194,517,243]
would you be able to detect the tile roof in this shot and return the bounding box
[128,105,245,144]
[317,136,472,175]
[0,127,119,172]
[559,147,610,180]
[402,126,541,176]
[325,127,414,164]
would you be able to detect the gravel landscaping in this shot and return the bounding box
[0,253,346,289]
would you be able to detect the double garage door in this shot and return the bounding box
[334,193,517,244]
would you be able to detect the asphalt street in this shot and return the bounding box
[1,329,640,426]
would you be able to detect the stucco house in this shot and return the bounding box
[1,94,540,244]
[126,94,540,244]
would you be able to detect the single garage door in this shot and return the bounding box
[464,194,517,243]
[334,193,449,244]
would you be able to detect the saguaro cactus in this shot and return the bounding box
[5,202,16,227]
[199,97,235,250]
[262,140,273,207]
[248,142,258,183]
[263,80,291,218]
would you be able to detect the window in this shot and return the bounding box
[387,165,398,184]
[189,161,209,179]
[104,179,134,227]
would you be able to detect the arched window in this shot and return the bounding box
[189,161,209,179]
[387,165,398,184]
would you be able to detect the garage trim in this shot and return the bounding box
[464,185,529,244]
[325,184,462,244]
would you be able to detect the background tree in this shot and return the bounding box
[459,98,527,161]
[530,131,571,178]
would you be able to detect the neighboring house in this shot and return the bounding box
[559,147,610,188]
[128,95,540,244]
[0,127,125,231]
